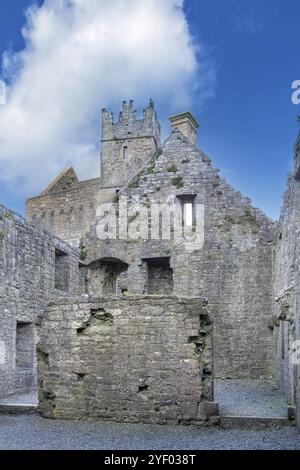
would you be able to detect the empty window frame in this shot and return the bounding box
[177,195,196,228]
[184,202,193,227]
[16,322,36,370]
[55,249,70,291]
[144,257,173,295]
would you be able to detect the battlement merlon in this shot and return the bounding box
[101,99,161,147]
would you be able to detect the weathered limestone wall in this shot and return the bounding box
[26,179,115,249]
[274,133,300,421]
[26,100,161,246]
[83,129,275,379]
[26,102,276,382]
[37,297,214,424]
[101,100,161,188]
[273,176,299,404]
[0,205,80,398]
[216,208,274,379]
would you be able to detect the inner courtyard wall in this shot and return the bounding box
[0,205,80,397]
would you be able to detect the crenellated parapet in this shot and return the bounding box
[101,100,161,188]
[102,99,161,144]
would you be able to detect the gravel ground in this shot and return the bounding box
[215,379,288,418]
[0,414,299,450]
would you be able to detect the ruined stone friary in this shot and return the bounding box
[0,99,299,428]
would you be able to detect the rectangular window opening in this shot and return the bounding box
[184,202,193,227]
[144,257,174,295]
[55,248,70,291]
[16,322,36,371]
[177,195,196,228]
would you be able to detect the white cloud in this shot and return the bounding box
[0,0,215,197]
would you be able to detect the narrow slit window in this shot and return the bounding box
[184,202,193,227]
[176,195,196,234]
[123,146,128,159]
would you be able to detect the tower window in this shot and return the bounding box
[123,146,128,159]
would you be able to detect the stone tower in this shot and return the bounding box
[101,99,161,188]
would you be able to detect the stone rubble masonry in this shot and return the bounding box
[4,100,300,428]
[26,100,161,246]
[26,177,112,248]
[273,129,300,430]
[169,112,199,146]
[25,100,276,381]
[87,128,275,379]
[101,99,161,188]
[37,296,214,424]
[0,204,80,398]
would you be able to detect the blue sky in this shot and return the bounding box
[0,0,299,219]
[185,0,300,219]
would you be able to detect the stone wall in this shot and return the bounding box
[273,175,300,404]
[26,102,276,381]
[26,100,162,246]
[37,296,214,424]
[26,179,116,249]
[273,133,300,426]
[0,205,80,398]
[101,100,161,188]
[82,129,275,379]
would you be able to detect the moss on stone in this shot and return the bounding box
[79,237,88,261]
[167,164,178,173]
[171,176,184,188]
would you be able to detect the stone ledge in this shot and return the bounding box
[0,404,38,414]
[220,416,294,430]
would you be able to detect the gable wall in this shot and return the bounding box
[26,179,115,248]
[83,130,275,379]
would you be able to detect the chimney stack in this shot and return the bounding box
[169,112,199,145]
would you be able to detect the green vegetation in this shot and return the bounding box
[167,164,178,173]
[0,209,13,221]
[146,163,157,174]
[225,208,260,235]
[171,176,184,188]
